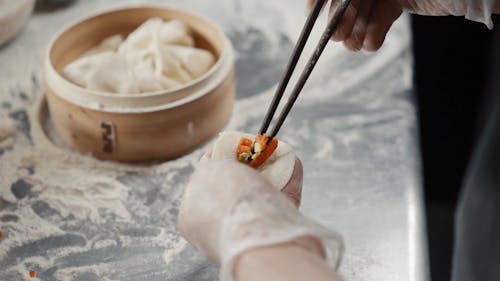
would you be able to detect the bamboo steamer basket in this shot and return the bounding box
[44,6,235,162]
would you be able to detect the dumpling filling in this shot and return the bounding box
[237,134,278,168]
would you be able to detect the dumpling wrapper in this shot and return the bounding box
[168,45,215,79]
[63,35,125,90]
[64,50,181,94]
[211,131,295,191]
[154,44,194,83]
[82,34,124,57]
[63,51,131,91]
[118,18,194,55]
[118,17,214,84]
[130,55,181,93]
[63,17,215,93]
[83,52,140,94]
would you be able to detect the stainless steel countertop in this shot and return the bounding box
[0,0,429,280]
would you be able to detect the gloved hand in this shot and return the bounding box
[178,158,343,281]
[308,0,495,51]
[199,151,304,207]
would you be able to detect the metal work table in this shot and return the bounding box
[0,0,428,280]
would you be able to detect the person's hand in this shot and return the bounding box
[280,158,304,207]
[200,151,304,207]
[178,158,343,281]
[308,0,494,51]
[178,157,304,263]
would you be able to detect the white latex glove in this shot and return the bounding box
[308,0,496,51]
[178,158,343,281]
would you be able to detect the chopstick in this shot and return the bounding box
[259,0,351,140]
[259,0,327,135]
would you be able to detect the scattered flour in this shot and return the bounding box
[31,172,131,223]
[0,0,414,280]
[314,136,335,160]
[0,97,207,278]
[53,263,116,281]
[163,239,188,265]
[0,207,64,258]
[0,119,14,141]
[93,239,118,249]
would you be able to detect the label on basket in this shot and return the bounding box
[101,121,116,153]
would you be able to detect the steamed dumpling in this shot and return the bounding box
[83,34,124,56]
[62,17,215,94]
[129,53,182,93]
[118,18,194,54]
[64,50,181,94]
[168,45,215,79]
[154,44,193,83]
[63,51,129,91]
[79,52,137,93]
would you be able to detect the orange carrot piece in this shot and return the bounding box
[255,134,269,149]
[249,137,278,168]
[29,271,36,278]
[237,137,253,155]
[236,134,279,168]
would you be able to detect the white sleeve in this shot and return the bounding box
[464,0,494,29]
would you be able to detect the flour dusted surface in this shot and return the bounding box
[0,0,419,280]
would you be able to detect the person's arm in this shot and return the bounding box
[495,0,500,13]
[236,238,343,281]
[179,159,344,281]
[308,0,498,52]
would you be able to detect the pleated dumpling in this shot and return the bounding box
[63,52,120,90]
[64,51,143,94]
[127,49,183,92]
[168,45,215,79]
[62,17,215,94]
[83,34,124,56]
[119,18,194,54]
